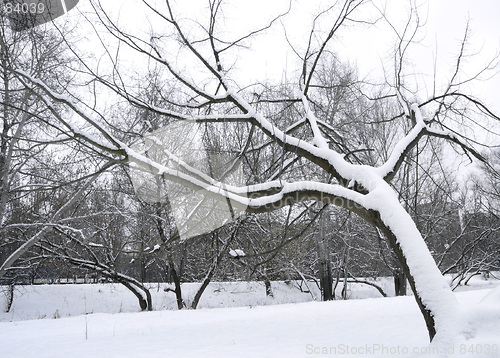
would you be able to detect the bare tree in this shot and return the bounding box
[439,151,500,287]
[0,10,118,281]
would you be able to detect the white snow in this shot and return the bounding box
[229,249,246,257]
[301,93,329,149]
[0,278,499,357]
[375,104,427,179]
[1,281,319,321]
[150,244,161,253]
[88,242,104,248]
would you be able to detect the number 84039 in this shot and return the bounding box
[1,1,45,15]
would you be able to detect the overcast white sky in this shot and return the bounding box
[67,0,499,145]
[75,0,499,106]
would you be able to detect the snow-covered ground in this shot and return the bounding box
[1,277,412,321]
[0,281,319,321]
[0,277,499,357]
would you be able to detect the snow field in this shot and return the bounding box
[1,278,408,321]
[0,277,499,357]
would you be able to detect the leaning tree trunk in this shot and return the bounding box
[105,274,152,311]
[366,203,459,342]
[46,254,153,312]
[120,281,148,311]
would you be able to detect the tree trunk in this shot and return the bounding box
[168,260,184,310]
[121,280,148,311]
[191,229,236,309]
[340,246,349,300]
[264,278,273,298]
[393,267,407,296]
[101,273,152,311]
[319,260,333,301]
[370,209,457,341]
[341,266,348,300]
[389,231,435,338]
[4,280,14,313]
[333,264,341,299]
[46,254,153,312]
[139,240,146,283]
[314,222,333,301]
[347,278,387,297]
[143,285,153,311]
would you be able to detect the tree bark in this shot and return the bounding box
[393,267,407,296]
[264,278,273,297]
[191,230,236,309]
[370,211,444,341]
[4,280,14,313]
[121,281,148,311]
[314,213,334,301]
[168,260,184,310]
[319,260,333,301]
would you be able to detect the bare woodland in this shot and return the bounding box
[0,0,499,343]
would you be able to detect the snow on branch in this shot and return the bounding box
[229,249,245,258]
[9,65,369,241]
[13,69,124,154]
[224,87,357,186]
[376,103,427,181]
[424,126,486,163]
[0,170,103,278]
[246,181,367,214]
[377,102,487,182]
[301,93,330,149]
